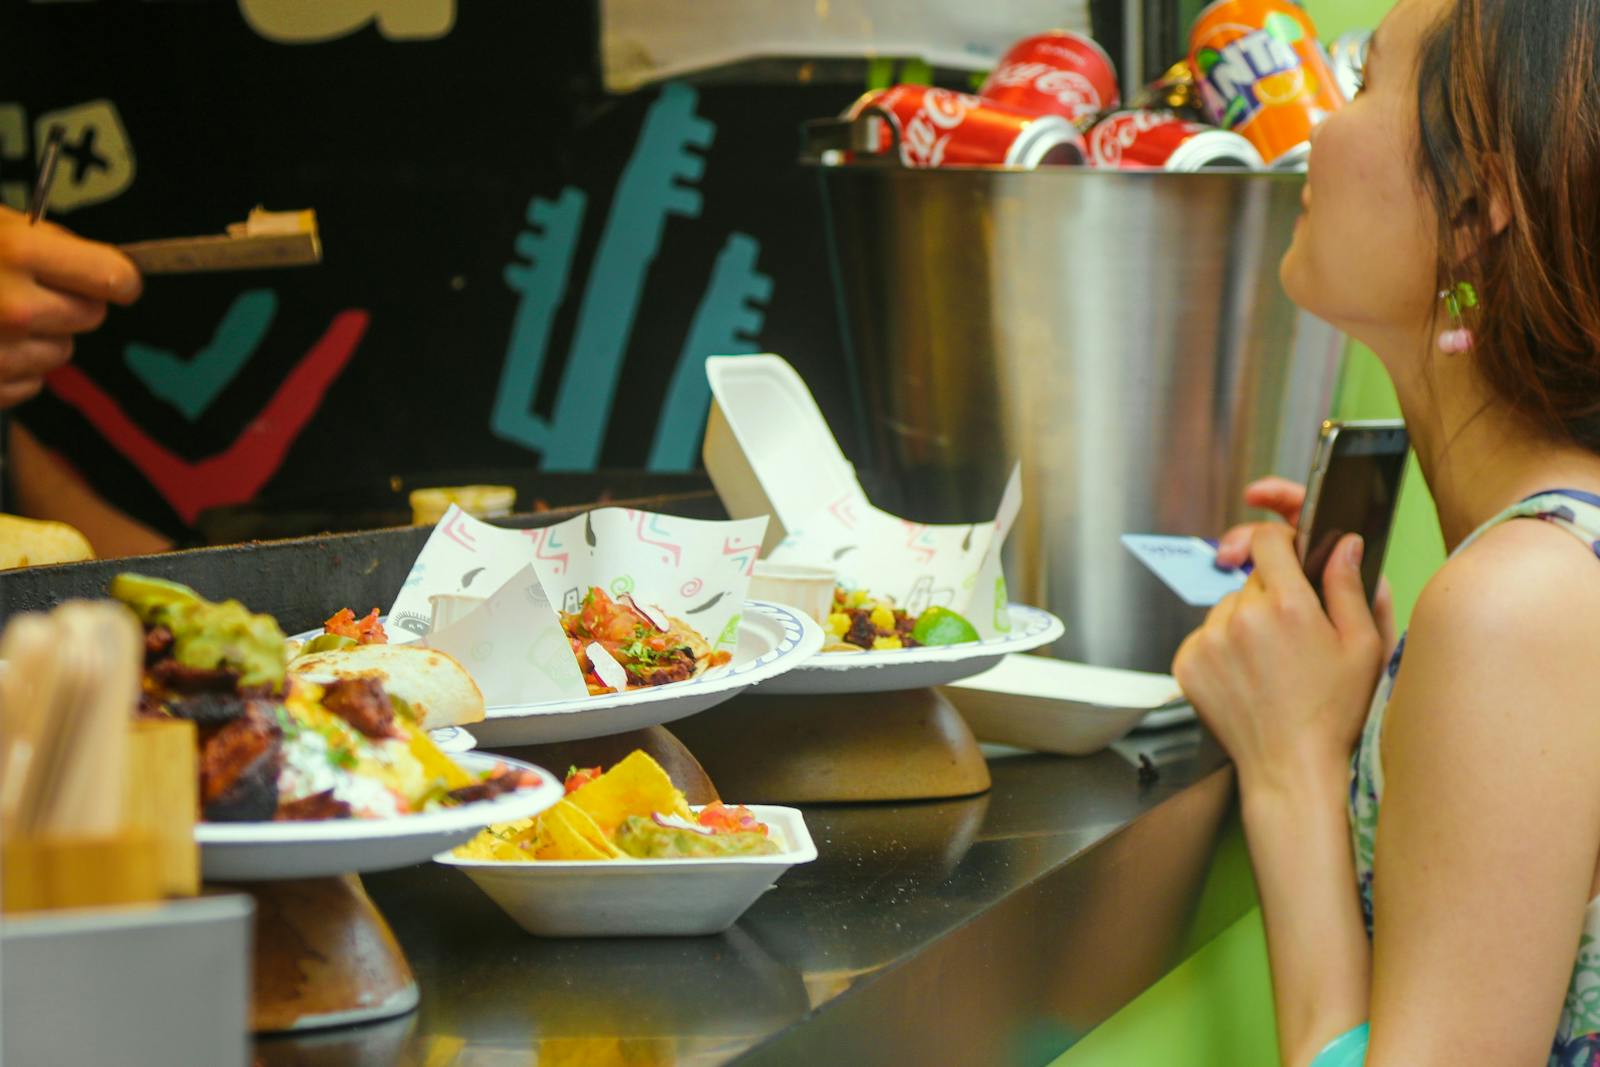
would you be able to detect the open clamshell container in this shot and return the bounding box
[703,354,861,557]
[436,804,816,937]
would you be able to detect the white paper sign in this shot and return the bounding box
[385,505,550,644]
[423,563,588,705]
[769,464,1022,626]
[386,506,771,703]
[522,508,769,655]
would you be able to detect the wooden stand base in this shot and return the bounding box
[671,688,991,803]
[237,875,418,1033]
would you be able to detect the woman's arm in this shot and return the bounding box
[1177,525,1382,1063]
[7,419,171,558]
[1363,519,1600,1065]
[1244,760,1372,1065]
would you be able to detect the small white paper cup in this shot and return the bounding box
[749,562,836,626]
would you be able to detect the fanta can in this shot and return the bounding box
[1188,0,1344,165]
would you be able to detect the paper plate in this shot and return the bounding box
[755,603,1065,695]
[196,753,562,881]
[436,804,816,937]
[289,602,825,746]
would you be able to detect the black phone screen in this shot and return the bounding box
[1302,429,1409,604]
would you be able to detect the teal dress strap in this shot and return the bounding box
[1311,1023,1369,1066]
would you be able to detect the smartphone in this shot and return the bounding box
[1297,419,1410,605]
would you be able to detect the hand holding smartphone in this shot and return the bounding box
[1296,420,1409,606]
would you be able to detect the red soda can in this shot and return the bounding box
[1087,109,1264,170]
[851,84,1085,168]
[980,30,1121,129]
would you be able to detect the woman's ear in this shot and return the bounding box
[1448,154,1512,263]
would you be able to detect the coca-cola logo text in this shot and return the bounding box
[1089,110,1175,166]
[987,61,1102,123]
[897,88,977,167]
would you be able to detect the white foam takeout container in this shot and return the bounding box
[435,804,817,938]
[703,354,860,557]
[941,655,1186,757]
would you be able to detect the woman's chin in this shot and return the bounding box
[1278,242,1311,310]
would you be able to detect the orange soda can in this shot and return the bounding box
[1188,0,1344,165]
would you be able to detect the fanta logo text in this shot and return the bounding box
[1200,28,1301,126]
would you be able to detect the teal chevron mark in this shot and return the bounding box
[491,187,587,450]
[541,81,714,469]
[124,289,278,420]
[647,232,771,471]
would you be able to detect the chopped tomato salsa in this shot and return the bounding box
[323,607,388,644]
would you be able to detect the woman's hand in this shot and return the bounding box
[1216,476,1399,653]
[0,205,141,408]
[1173,523,1386,794]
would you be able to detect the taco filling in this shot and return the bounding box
[560,587,730,695]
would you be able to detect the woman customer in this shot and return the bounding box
[1174,1,1600,1064]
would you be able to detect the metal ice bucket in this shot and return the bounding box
[813,160,1343,671]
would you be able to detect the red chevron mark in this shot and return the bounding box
[46,310,370,525]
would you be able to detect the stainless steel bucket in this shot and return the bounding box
[815,165,1343,672]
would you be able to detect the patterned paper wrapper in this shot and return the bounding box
[386,506,769,705]
[768,464,1022,638]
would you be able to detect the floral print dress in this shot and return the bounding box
[1350,490,1600,1066]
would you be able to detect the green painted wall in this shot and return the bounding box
[1055,3,1421,1065]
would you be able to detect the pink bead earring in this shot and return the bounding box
[1437,281,1478,353]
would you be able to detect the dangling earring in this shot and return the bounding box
[1437,281,1478,353]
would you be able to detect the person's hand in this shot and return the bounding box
[1215,476,1306,567]
[0,205,141,407]
[1215,475,1398,652]
[1173,523,1386,793]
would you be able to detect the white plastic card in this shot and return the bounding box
[1120,534,1248,607]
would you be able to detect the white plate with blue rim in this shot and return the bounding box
[288,601,825,746]
[755,603,1066,696]
[196,752,563,881]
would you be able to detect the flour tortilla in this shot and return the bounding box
[290,643,485,729]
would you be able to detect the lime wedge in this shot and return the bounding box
[911,607,980,647]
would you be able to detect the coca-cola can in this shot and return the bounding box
[1087,109,1265,171]
[850,84,1085,168]
[980,30,1121,128]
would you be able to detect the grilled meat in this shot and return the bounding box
[198,701,282,821]
[276,789,352,821]
[321,676,398,739]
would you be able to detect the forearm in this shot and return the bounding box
[1241,761,1372,1067]
[8,420,171,559]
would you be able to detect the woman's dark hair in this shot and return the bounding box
[1415,0,1600,447]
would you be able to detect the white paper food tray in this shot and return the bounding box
[1,894,253,1067]
[436,804,816,937]
[941,655,1184,756]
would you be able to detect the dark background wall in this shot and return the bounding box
[4,0,911,542]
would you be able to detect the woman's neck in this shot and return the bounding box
[1385,338,1600,551]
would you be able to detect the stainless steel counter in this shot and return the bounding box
[255,736,1236,1067]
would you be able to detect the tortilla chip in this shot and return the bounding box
[537,802,621,860]
[564,751,691,835]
